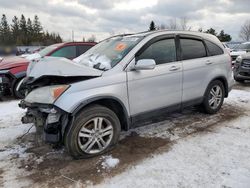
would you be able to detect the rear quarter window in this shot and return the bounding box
[205,40,224,56]
[180,38,207,60]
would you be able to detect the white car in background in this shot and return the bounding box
[230,42,250,65]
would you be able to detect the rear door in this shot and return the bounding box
[179,36,210,103]
[127,36,183,117]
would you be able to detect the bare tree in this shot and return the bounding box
[164,17,191,30]
[160,23,166,30]
[87,34,96,42]
[168,18,177,29]
[239,20,250,41]
[180,17,192,31]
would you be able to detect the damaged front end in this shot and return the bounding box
[19,100,71,143]
[19,57,103,144]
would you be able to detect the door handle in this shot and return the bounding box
[169,66,180,71]
[205,60,213,65]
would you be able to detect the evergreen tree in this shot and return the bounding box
[217,30,232,42]
[33,15,43,42]
[56,34,62,43]
[204,28,217,36]
[19,14,27,45]
[149,21,156,31]
[0,14,11,45]
[11,16,20,45]
[27,18,33,44]
[0,14,63,46]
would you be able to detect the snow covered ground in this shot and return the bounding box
[0,83,250,188]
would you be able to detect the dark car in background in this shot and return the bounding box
[234,53,250,83]
[230,42,250,64]
[0,42,96,99]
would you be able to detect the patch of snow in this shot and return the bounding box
[101,155,119,170]
[0,100,35,147]
[225,89,250,110]
[0,100,35,188]
[94,89,250,188]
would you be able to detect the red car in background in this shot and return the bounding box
[0,42,96,99]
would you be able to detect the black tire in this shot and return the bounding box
[13,78,26,99]
[64,105,121,159]
[202,80,225,114]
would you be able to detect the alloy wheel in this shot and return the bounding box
[77,117,114,154]
[208,85,222,109]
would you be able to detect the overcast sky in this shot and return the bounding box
[0,0,249,41]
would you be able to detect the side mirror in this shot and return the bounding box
[134,59,156,70]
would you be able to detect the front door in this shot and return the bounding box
[127,37,183,119]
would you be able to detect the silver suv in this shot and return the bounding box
[20,30,234,158]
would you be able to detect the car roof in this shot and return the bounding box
[107,30,220,43]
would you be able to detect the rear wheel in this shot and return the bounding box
[13,78,26,99]
[64,105,121,159]
[202,80,225,114]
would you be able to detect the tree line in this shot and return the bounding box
[149,19,232,42]
[0,14,62,46]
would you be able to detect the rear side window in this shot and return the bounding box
[205,40,224,56]
[51,46,76,59]
[180,38,206,60]
[77,45,93,56]
[137,38,176,65]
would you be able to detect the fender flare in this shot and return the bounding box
[203,76,229,98]
[61,96,131,140]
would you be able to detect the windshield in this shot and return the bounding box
[73,35,143,70]
[38,44,60,57]
[234,43,250,50]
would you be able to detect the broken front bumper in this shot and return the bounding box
[19,100,70,143]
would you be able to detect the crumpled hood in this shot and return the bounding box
[27,56,103,79]
[0,56,28,70]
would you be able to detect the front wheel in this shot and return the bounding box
[202,80,225,114]
[64,105,121,159]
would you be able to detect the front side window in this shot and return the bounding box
[137,38,176,65]
[51,46,76,59]
[180,38,207,60]
[205,40,224,56]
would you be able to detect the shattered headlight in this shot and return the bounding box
[25,85,70,104]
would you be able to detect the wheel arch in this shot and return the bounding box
[11,71,26,97]
[205,76,229,98]
[71,96,131,131]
